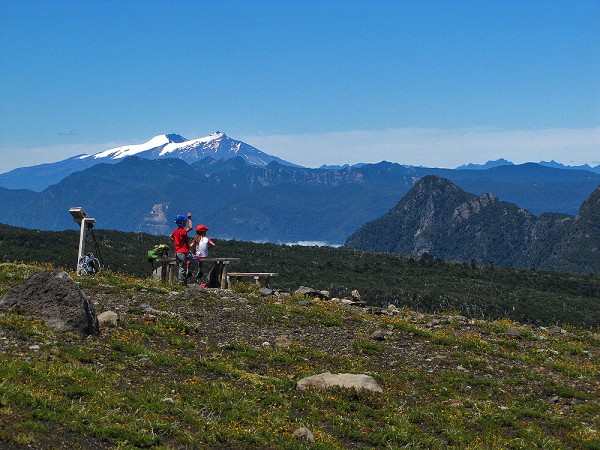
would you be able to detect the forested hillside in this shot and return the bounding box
[1,223,599,328]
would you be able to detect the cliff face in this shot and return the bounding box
[541,186,600,273]
[345,176,600,273]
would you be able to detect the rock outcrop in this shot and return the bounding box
[0,270,100,336]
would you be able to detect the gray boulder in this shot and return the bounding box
[295,286,331,299]
[0,270,99,336]
[296,372,383,393]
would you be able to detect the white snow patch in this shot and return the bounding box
[93,135,172,159]
[159,133,224,156]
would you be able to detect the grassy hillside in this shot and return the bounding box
[0,263,598,448]
[1,223,600,328]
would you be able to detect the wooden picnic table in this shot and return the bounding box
[155,257,240,288]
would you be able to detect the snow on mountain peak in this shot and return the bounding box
[77,131,296,168]
[159,132,229,157]
[92,134,177,160]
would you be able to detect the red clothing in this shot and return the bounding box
[171,227,190,253]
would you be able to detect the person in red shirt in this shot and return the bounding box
[169,212,193,285]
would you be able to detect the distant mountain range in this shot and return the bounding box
[1,132,599,193]
[0,132,297,191]
[0,132,599,254]
[456,158,600,173]
[0,154,598,247]
[345,176,600,274]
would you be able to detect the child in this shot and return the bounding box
[189,224,216,282]
[169,213,193,285]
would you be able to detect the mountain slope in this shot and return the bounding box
[542,185,600,274]
[345,176,600,273]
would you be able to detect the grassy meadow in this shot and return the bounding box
[0,262,598,448]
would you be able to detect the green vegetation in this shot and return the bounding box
[0,263,598,448]
[1,223,600,328]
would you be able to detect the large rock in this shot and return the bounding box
[0,270,100,336]
[296,372,383,393]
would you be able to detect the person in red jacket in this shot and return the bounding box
[169,212,193,285]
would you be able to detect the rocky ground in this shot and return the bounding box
[0,265,599,448]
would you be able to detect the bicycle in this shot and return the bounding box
[78,252,101,275]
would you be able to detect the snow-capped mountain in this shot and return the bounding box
[82,131,295,167]
[0,132,298,191]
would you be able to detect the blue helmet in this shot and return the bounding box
[174,214,186,224]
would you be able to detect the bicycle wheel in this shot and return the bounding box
[78,259,89,275]
[92,258,102,274]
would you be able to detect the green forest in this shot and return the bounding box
[1,223,599,328]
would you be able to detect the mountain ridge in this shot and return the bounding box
[345,176,600,273]
[0,157,599,248]
[1,131,599,192]
[456,158,600,173]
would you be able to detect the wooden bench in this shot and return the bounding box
[227,272,278,288]
[153,257,240,288]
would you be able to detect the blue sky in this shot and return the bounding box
[0,0,599,172]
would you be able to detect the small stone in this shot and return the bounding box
[292,427,314,443]
[297,300,314,307]
[505,328,521,338]
[274,335,292,349]
[29,345,40,351]
[371,330,386,341]
[97,311,119,327]
[295,286,319,297]
[451,315,468,322]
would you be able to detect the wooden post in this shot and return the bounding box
[69,208,95,276]
[221,262,229,289]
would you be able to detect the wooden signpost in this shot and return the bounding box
[69,207,96,276]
